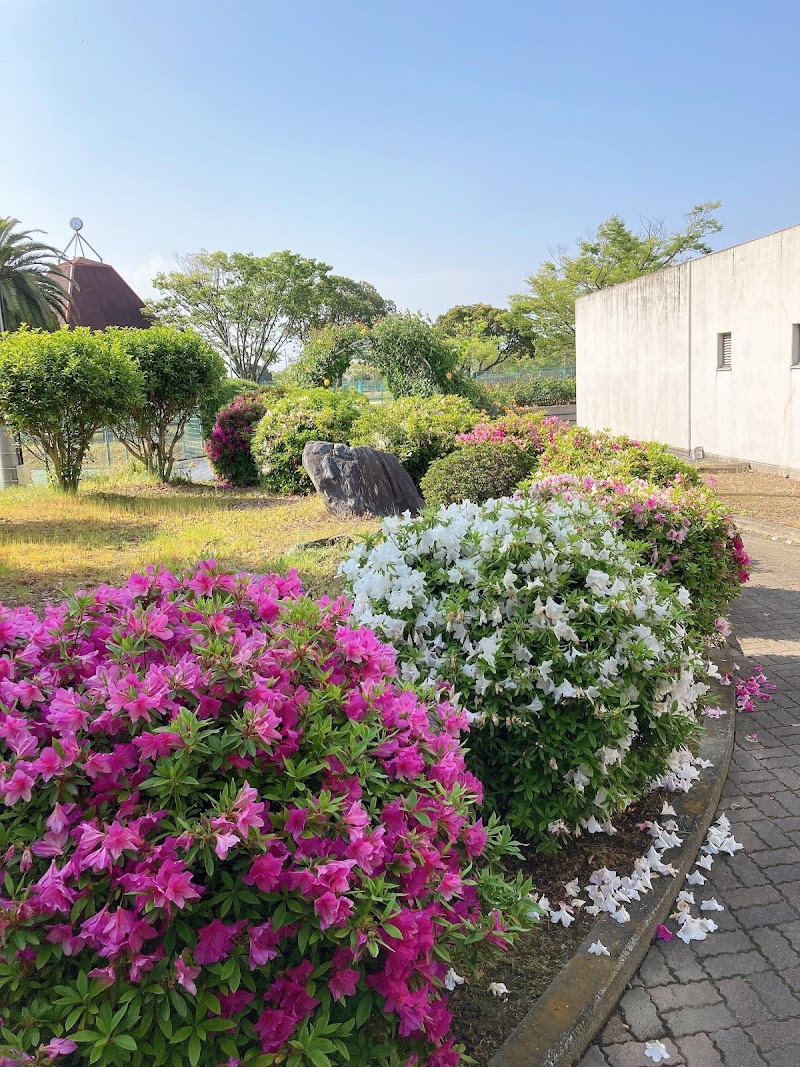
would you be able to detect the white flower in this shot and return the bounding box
[444,968,466,990]
[588,941,610,956]
[612,907,631,923]
[644,1039,671,1062]
[696,855,714,870]
[676,915,709,942]
[564,879,581,898]
[550,905,575,927]
[489,982,509,997]
[700,898,725,912]
[661,802,676,816]
[685,871,706,886]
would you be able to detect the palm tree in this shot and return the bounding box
[0,217,70,332]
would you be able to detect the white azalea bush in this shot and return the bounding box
[340,496,709,850]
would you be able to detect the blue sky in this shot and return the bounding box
[2,0,799,316]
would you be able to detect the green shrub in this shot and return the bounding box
[0,325,141,492]
[511,376,576,406]
[198,377,261,439]
[420,441,535,506]
[341,496,707,849]
[526,474,748,637]
[290,323,371,387]
[349,394,479,484]
[252,387,368,493]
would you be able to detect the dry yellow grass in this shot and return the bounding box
[710,469,800,529]
[0,479,376,609]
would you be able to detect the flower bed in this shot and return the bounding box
[0,563,530,1066]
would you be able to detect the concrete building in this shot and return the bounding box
[576,223,800,476]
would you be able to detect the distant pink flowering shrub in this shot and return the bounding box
[457,411,567,454]
[205,388,282,486]
[0,563,528,1066]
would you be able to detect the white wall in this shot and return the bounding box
[577,264,691,450]
[576,224,800,473]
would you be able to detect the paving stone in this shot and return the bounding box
[782,965,800,993]
[749,820,794,849]
[724,885,785,910]
[604,1040,685,1067]
[751,846,800,867]
[746,971,800,1018]
[763,862,800,884]
[619,987,661,1041]
[748,926,800,969]
[662,1003,737,1037]
[702,950,771,979]
[765,1046,800,1066]
[674,1033,724,1066]
[717,977,774,1026]
[637,950,673,988]
[692,931,754,957]
[713,1026,770,1065]
[734,901,799,927]
[577,1048,609,1067]
[649,981,720,1013]
[749,1018,800,1051]
[601,1011,633,1045]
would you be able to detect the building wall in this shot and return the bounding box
[576,224,800,473]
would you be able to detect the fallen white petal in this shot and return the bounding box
[644,1039,671,1063]
[700,898,725,912]
[489,982,509,997]
[444,968,466,990]
[588,941,611,956]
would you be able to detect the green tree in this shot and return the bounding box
[110,326,226,482]
[0,217,70,332]
[0,326,141,491]
[369,313,470,397]
[435,303,537,374]
[511,202,723,361]
[310,275,395,332]
[144,250,333,383]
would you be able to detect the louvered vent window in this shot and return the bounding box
[718,333,732,370]
[792,325,800,367]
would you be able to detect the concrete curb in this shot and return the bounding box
[732,515,800,543]
[489,644,737,1067]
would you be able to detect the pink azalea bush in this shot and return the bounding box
[0,563,529,1066]
[205,388,282,486]
[525,475,749,637]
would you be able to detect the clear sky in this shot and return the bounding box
[2,0,799,317]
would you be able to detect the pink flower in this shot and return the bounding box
[2,766,35,805]
[314,892,354,930]
[41,1038,78,1057]
[656,924,673,942]
[715,617,732,637]
[194,920,247,964]
[175,950,201,995]
[243,852,285,893]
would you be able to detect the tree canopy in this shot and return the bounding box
[309,275,395,333]
[0,326,141,491]
[434,303,537,375]
[0,217,70,332]
[144,250,333,383]
[109,326,226,482]
[511,202,723,362]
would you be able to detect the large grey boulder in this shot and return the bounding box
[302,441,423,518]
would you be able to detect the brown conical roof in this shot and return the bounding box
[58,257,150,330]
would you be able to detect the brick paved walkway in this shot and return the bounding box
[580,534,800,1067]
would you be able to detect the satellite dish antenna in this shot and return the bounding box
[61,217,102,261]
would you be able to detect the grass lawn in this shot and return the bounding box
[711,469,800,529]
[0,477,376,609]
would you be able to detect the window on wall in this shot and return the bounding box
[718,333,732,370]
[792,325,800,367]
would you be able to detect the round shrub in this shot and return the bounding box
[205,388,282,486]
[420,441,534,506]
[350,394,479,485]
[0,563,529,1065]
[525,474,749,637]
[538,426,700,486]
[456,411,568,459]
[198,377,261,440]
[341,497,707,849]
[251,387,368,494]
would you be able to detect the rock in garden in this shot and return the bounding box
[302,441,423,518]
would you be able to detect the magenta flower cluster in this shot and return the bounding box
[734,665,776,712]
[205,389,281,486]
[0,563,520,1066]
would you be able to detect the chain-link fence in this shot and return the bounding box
[20,416,206,486]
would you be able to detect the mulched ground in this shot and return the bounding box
[450,789,672,1064]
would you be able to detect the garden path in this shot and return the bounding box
[579,532,800,1067]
